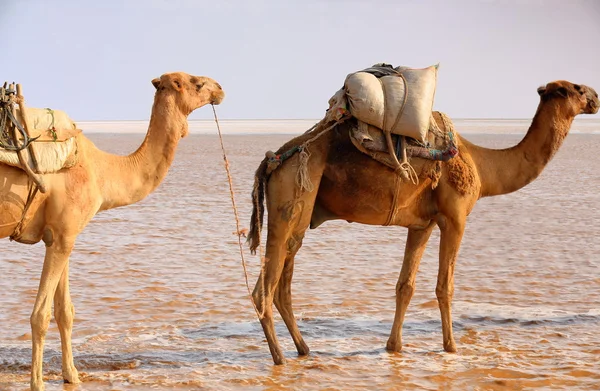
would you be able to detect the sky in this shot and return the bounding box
[1,0,599,121]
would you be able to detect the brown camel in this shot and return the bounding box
[0,72,224,390]
[247,80,599,365]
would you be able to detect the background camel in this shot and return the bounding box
[247,80,598,365]
[0,72,224,391]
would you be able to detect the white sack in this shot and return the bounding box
[344,65,438,142]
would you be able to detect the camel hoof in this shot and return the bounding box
[30,379,45,391]
[385,339,402,353]
[273,356,287,365]
[63,367,80,384]
[443,340,457,353]
[297,343,310,356]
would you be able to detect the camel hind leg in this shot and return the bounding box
[252,199,316,365]
[253,151,326,365]
[273,233,310,356]
[436,215,465,353]
[253,226,288,364]
[386,222,435,352]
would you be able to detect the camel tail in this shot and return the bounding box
[248,158,268,254]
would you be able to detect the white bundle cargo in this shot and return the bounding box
[15,107,77,133]
[344,64,438,143]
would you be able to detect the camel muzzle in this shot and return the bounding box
[586,87,599,114]
[587,97,599,114]
[211,90,225,105]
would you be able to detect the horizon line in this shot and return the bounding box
[74,117,600,123]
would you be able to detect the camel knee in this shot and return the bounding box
[396,281,416,298]
[251,288,263,310]
[30,309,52,338]
[54,302,75,328]
[252,285,273,315]
[435,285,454,303]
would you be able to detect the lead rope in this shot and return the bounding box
[212,105,265,320]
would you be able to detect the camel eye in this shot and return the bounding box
[196,83,204,92]
[574,84,583,94]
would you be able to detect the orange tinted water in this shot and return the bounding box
[1,125,599,390]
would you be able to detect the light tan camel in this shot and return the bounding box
[247,80,599,365]
[0,72,224,391]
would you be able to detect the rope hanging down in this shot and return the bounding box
[211,105,265,320]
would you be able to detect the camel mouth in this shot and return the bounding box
[211,91,225,105]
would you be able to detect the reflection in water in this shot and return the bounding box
[0,126,599,390]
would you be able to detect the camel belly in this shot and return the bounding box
[314,160,436,228]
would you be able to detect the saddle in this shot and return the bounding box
[349,111,458,177]
[0,137,79,172]
[326,78,458,183]
[0,84,80,193]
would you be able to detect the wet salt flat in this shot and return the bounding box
[0,119,599,390]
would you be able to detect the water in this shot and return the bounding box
[1,120,599,390]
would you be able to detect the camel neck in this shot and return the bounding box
[468,101,573,198]
[97,94,186,211]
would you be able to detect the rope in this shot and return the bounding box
[0,92,35,151]
[399,160,419,185]
[211,105,265,320]
[45,108,58,141]
[384,173,401,226]
[295,146,313,193]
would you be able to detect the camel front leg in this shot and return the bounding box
[436,217,465,353]
[386,223,435,352]
[53,262,80,384]
[30,237,74,391]
[273,233,310,356]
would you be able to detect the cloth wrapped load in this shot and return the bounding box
[0,106,80,173]
[343,63,438,143]
[14,107,79,141]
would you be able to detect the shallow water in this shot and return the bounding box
[1,120,599,390]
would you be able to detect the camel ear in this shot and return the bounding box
[170,78,183,92]
[152,78,160,90]
[555,87,568,98]
[537,86,546,96]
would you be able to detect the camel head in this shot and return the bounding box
[537,81,599,116]
[151,71,225,116]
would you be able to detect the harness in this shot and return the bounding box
[0,84,37,151]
